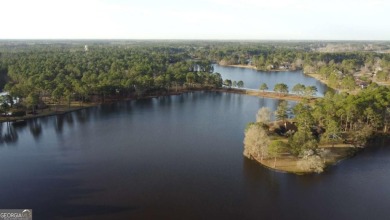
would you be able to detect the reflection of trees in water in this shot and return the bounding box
[0,123,3,144]
[0,122,18,144]
[0,108,102,145]
[55,115,64,134]
[100,103,121,116]
[38,116,50,126]
[54,113,78,134]
[135,98,153,107]
[55,114,73,132]
[29,119,42,140]
[0,110,93,145]
[75,109,90,124]
[65,113,74,126]
[124,101,133,112]
[157,96,173,106]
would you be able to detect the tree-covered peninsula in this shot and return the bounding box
[244,84,390,174]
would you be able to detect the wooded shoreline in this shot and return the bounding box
[0,87,314,123]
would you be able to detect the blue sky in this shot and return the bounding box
[1,0,389,40]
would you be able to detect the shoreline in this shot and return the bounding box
[223,64,301,72]
[248,144,358,174]
[305,73,339,91]
[225,64,257,70]
[0,88,315,123]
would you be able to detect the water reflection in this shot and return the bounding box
[29,119,42,140]
[54,115,65,134]
[75,108,91,124]
[0,122,18,144]
[0,109,96,145]
[65,113,74,126]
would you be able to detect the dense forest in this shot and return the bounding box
[0,42,224,114]
[0,40,389,115]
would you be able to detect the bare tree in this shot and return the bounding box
[317,148,331,163]
[243,124,270,160]
[256,107,271,124]
[297,150,325,173]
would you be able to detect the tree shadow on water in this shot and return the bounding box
[29,119,42,140]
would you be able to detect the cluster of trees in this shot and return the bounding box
[244,84,390,172]
[286,84,390,156]
[291,83,318,97]
[273,83,289,95]
[312,84,390,139]
[223,79,244,88]
[287,84,389,152]
[0,45,223,111]
[258,82,318,97]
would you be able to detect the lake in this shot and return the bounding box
[214,65,329,96]
[1,91,390,219]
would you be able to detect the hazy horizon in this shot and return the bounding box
[1,0,389,40]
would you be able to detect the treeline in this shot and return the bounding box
[191,41,390,72]
[192,42,390,87]
[0,46,223,112]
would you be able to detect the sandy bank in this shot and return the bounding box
[250,144,357,174]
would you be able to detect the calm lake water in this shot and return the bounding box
[1,91,390,220]
[214,65,329,96]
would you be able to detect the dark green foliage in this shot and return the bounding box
[292,83,305,95]
[275,100,288,122]
[288,84,390,152]
[274,83,289,95]
[259,83,268,91]
[377,71,389,82]
[223,79,232,88]
[10,110,26,117]
[0,44,222,108]
[288,128,318,156]
[237,80,244,88]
